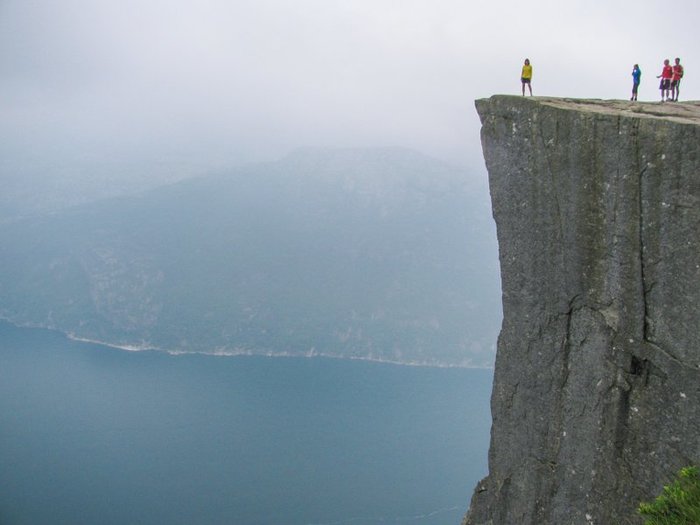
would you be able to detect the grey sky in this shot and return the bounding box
[2,0,699,178]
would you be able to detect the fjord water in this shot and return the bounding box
[0,321,492,525]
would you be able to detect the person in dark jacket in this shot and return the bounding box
[631,64,641,101]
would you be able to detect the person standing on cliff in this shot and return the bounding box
[657,59,673,101]
[631,64,641,101]
[521,58,533,96]
[671,58,684,101]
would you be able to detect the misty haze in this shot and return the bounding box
[4,0,641,523]
[0,146,500,524]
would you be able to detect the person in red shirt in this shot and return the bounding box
[671,58,684,102]
[656,59,673,102]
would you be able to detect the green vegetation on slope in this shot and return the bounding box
[639,467,700,525]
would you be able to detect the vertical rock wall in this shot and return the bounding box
[466,96,700,525]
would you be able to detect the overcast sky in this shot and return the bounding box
[2,0,699,180]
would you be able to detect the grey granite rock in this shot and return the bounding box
[465,96,700,525]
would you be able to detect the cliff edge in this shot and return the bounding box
[466,96,700,525]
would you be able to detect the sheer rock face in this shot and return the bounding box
[466,96,700,525]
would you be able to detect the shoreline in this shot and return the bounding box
[0,317,494,370]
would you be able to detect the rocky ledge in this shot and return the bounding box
[465,96,700,525]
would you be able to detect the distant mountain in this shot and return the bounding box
[0,148,501,366]
[0,158,205,224]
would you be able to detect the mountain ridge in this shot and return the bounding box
[0,147,500,367]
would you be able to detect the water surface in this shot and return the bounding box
[0,321,492,525]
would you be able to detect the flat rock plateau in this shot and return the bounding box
[465,96,700,525]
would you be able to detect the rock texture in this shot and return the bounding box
[466,96,700,525]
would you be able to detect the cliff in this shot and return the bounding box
[466,96,700,525]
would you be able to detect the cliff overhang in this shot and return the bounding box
[466,96,700,525]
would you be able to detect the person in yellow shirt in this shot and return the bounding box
[521,58,533,96]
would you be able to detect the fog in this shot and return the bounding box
[2,0,699,185]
